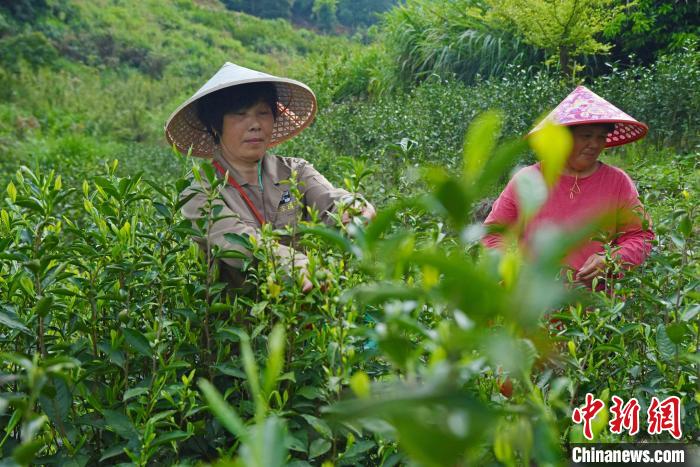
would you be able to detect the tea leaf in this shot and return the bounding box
[309,438,332,459]
[123,387,149,401]
[13,438,45,465]
[0,309,31,335]
[263,324,286,398]
[514,169,547,222]
[463,110,501,181]
[301,414,332,439]
[102,409,139,441]
[38,377,71,429]
[198,379,248,440]
[665,323,687,345]
[350,372,371,399]
[152,430,191,447]
[529,122,572,188]
[6,181,17,203]
[99,444,128,462]
[122,328,152,357]
[655,324,676,361]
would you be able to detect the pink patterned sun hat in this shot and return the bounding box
[528,86,648,147]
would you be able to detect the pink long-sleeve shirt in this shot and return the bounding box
[483,162,654,272]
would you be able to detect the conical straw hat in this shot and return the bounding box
[528,86,648,147]
[165,62,317,157]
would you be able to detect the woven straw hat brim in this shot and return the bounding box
[165,65,317,158]
[528,86,648,148]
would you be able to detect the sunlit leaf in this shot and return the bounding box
[529,122,572,188]
[463,110,501,181]
[350,372,371,399]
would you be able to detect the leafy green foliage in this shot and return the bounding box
[321,0,695,90]
[223,0,293,20]
[1,112,697,465]
[287,49,698,191]
[0,31,59,72]
[311,0,337,33]
[0,0,50,23]
[484,0,629,76]
[379,0,543,90]
[596,47,700,148]
[223,0,397,32]
[604,0,700,65]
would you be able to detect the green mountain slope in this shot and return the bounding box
[0,0,352,181]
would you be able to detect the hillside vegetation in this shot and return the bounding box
[0,0,353,181]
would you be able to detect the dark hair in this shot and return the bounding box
[196,82,278,142]
[569,123,616,134]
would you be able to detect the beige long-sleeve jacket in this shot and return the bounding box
[180,153,350,287]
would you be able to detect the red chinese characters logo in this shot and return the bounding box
[609,396,640,436]
[572,394,682,439]
[572,393,605,440]
[647,396,682,439]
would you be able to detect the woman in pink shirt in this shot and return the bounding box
[483,86,654,286]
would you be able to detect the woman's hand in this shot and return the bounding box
[341,202,376,225]
[359,203,376,221]
[299,267,313,293]
[301,276,313,293]
[576,253,607,283]
[300,267,332,294]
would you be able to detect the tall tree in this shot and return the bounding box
[222,0,292,20]
[256,0,293,19]
[604,0,700,64]
[0,0,49,22]
[336,0,395,28]
[484,0,628,77]
[312,0,337,32]
[291,0,314,21]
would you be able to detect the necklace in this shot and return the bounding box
[570,175,581,199]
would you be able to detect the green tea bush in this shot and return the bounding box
[599,45,700,149]
[0,156,396,465]
[284,47,698,194]
[282,69,564,187]
[1,115,695,465]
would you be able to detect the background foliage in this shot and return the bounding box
[221,0,398,32]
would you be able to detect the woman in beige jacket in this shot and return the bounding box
[165,62,374,291]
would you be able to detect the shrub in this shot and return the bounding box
[282,48,698,188]
[0,31,58,72]
[0,116,696,465]
[598,45,700,149]
[372,0,543,91]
